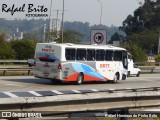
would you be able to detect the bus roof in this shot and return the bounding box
[37,43,126,51]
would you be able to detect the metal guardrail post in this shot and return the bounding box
[3,70,6,76]
[28,70,30,75]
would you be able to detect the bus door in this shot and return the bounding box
[122,51,128,80]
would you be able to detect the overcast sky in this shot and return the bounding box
[0,0,141,26]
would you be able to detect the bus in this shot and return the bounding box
[34,43,128,84]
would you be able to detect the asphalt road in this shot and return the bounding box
[0,74,159,92]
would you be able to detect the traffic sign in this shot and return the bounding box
[90,29,107,45]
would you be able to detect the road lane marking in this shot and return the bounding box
[90,89,99,92]
[72,90,82,93]
[3,92,18,98]
[28,91,42,97]
[51,90,63,95]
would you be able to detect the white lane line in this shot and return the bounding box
[28,91,42,97]
[51,90,64,95]
[3,92,18,98]
[125,88,132,90]
[90,89,99,92]
[72,90,82,93]
[108,89,115,91]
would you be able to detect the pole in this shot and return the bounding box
[48,0,53,42]
[43,24,46,42]
[158,31,160,54]
[97,0,102,25]
[61,0,64,43]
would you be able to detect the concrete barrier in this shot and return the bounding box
[0,87,160,118]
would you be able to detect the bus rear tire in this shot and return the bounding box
[77,73,83,85]
[112,73,118,84]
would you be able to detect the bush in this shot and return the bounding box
[155,54,160,62]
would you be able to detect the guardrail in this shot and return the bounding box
[135,62,160,66]
[135,62,160,73]
[0,60,160,75]
[0,66,159,76]
[0,87,160,118]
[1,66,159,76]
[0,67,33,75]
[0,60,27,65]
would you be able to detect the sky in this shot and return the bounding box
[0,0,141,27]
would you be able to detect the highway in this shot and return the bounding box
[0,74,159,92]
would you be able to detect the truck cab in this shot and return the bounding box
[127,59,141,77]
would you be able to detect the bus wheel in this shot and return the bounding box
[127,71,130,77]
[77,73,83,85]
[112,74,118,84]
[136,71,140,77]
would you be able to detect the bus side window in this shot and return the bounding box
[76,49,86,61]
[65,48,76,60]
[87,49,95,61]
[114,51,122,61]
[96,50,105,61]
[105,50,113,61]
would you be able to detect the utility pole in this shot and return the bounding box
[48,0,53,42]
[53,10,64,39]
[61,0,64,43]
[158,31,160,54]
[97,0,102,25]
[43,24,46,42]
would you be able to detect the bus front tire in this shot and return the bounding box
[136,71,140,77]
[77,73,84,85]
[127,71,130,77]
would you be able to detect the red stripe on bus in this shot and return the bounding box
[65,73,109,82]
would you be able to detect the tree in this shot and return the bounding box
[126,29,159,54]
[55,30,84,44]
[120,0,160,35]
[109,32,125,44]
[120,0,160,56]
[121,41,147,62]
[0,33,15,59]
[11,39,37,60]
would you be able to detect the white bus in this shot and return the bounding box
[34,43,128,84]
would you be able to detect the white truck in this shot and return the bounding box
[127,59,141,77]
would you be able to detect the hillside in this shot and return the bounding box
[0,18,125,43]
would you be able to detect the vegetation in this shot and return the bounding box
[55,30,83,44]
[0,19,124,44]
[11,39,37,59]
[121,41,147,62]
[120,0,160,61]
[109,32,125,44]
[0,33,15,59]
[120,0,160,35]
[155,54,160,62]
[0,33,37,60]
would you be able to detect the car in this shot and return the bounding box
[27,59,35,67]
[127,59,141,77]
